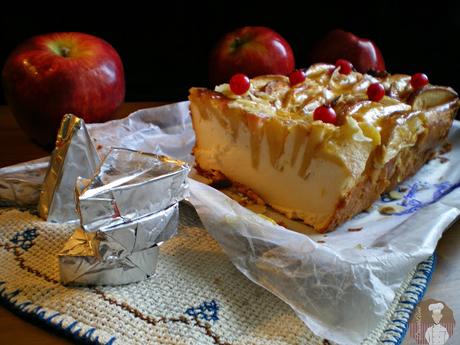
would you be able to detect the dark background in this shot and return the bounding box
[1,1,459,103]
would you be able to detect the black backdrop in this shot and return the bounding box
[1,1,459,103]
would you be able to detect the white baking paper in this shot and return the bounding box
[2,101,460,345]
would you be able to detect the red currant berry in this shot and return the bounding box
[313,105,337,125]
[335,59,353,75]
[289,70,306,85]
[367,83,385,102]
[229,73,250,95]
[410,73,429,89]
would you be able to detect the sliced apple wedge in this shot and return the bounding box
[410,86,459,110]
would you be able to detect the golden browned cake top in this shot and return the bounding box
[213,63,454,126]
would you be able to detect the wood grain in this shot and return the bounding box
[0,306,75,345]
[0,102,164,168]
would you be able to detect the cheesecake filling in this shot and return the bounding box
[190,64,439,229]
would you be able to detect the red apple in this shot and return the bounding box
[2,32,125,148]
[209,26,295,86]
[309,29,385,73]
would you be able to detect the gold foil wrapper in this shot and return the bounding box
[38,114,100,222]
[59,228,161,285]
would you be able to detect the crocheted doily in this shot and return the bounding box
[0,205,434,345]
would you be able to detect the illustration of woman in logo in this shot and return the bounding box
[425,302,450,345]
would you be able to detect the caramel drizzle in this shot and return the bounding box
[290,125,309,167]
[298,126,328,178]
[246,114,264,168]
[265,119,289,169]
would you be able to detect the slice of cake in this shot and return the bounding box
[189,63,459,232]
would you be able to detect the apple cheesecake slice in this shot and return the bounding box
[189,64,459,232]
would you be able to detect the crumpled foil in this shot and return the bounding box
[38,114,100,223]
[76,148,189,231]
[95,202,179,261]
[59,227,160,285]
[55,141,187,286]
[59,200,180,286]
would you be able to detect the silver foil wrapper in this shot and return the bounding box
[38,114,100,222]
[96,203,178,260]
[59,147,188,285]
[59,227,160,285]
[59,203,178,285]
[77,148,189,231]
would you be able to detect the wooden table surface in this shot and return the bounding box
[0,102,161,344]
[0,103,459,344]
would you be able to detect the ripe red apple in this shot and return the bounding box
[309,29,385,73]
[2,32,125,148]
[209,26,295,86]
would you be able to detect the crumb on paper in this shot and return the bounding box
[379,205,405,215]
[348,227,363,232]
[96,144,103,150]
[389,190,404,200]
[439,156,449,164]
[355,244,364,250]
[317,240,326,244]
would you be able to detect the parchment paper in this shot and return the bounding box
[2,101,460,344]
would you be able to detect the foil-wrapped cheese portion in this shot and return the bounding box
[58,144,189,286]
[77,148,189,231]
[38,114,100,222]
[96,203,179,261]
[59,227,160,285]
[59,203,178,286]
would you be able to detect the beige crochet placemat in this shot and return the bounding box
[0,205,434,345]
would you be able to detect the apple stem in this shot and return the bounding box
[60,46,71,57]
[230,37,248,53]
